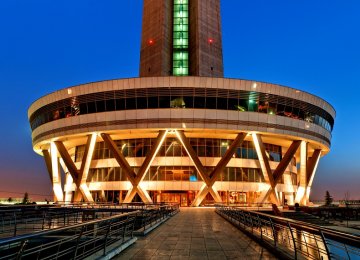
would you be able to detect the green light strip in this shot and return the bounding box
[173,0,189,76]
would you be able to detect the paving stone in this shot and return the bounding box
[190,249,207,256]
[172,249,190,256]
[113,208,277,260]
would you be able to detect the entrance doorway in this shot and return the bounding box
[152,191,194,206]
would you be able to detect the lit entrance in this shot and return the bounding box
[152,191,195,207]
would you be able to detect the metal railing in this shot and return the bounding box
[0,203,180,238]
[216,205,360,260]
[134,203,180,232]
[0,211,138,260]
[0,207,117,238]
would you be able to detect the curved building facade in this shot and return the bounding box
[28,0,335,206]
[28,77,334,206]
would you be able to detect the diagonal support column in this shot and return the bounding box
[301,149,321,205]
[209,133,247,185]
[295,141,307,204]
[175,130,211,185]
[252,134,279,205]
[42,150,53,184]
[76,134,97,202]
[50,142,64,202]
[101,133,153,203]
[59,158,74,203]
[124,130,168,203]
[55,141,79,183]
[55,134,96,202]
[176,131,246,206]
[258,140,301,205]
[306,149,322,187]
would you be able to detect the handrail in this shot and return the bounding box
[215,204,360,260]
[0,211,138,245]
[0,211,139,260]
[243,208,360,248]
[0,202,180,240]
[0,203,180,259]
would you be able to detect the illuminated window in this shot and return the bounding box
[173,0,189,76]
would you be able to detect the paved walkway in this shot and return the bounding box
[115,208,277,259]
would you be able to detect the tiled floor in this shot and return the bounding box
[115,207,277,259]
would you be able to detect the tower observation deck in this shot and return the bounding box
[28,0,335,206]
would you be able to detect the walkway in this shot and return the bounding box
[115,207,276,259]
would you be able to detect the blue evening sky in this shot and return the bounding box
[0,0,359,200]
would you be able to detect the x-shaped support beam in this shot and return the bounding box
[175,130,247,206]
[101,131,168,203]
[54,133,97,202]
[253,134,301,205]
[252,134,280,205]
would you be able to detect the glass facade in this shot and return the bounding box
[173,0,189,76]
[75,138,291,184]
[86,166,297,185]
[30,87,334,132]
[75,138,282,163]
[86,166,268,183]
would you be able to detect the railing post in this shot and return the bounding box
[103,220,112,256]
[74,225,85,259]
[16,239,28,260]
[14,212,17,237]
[313,233,322,260]
[257,214,263,240]
[302,231,309,257]
[269,218,276,247]
[344,243,351,259]
[42,211,46,230]
[248,212,254,233]
[241,210,246,229]
[319,229,331,259]
[288,222,297,259]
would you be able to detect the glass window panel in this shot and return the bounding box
[79,103,87,114]
[137,97,147,109]
[147,96,158,108]
[206,97,217,109]
[228,168,235,181]
[115,98,125,110]
[194,96,205,108]
[228,98,238,111]
[217,97,228,110]
[125,98,136,110]
[159,96,171,108]
[87,102,96,113]
[248,99,258,112]
[106,99,115,111]
[238,99,248,111]
[96,100,105,113]
[183,96,193,108]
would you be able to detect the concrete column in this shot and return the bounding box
[50,142,64,202]
[295,141,307,205]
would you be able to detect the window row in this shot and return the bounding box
[30,89,334,132]
[87,166,272,183]
[75,138,282,163]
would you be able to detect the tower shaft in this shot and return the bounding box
[140,0,223,77]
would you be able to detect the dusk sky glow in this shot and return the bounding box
[0,0,359,201]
